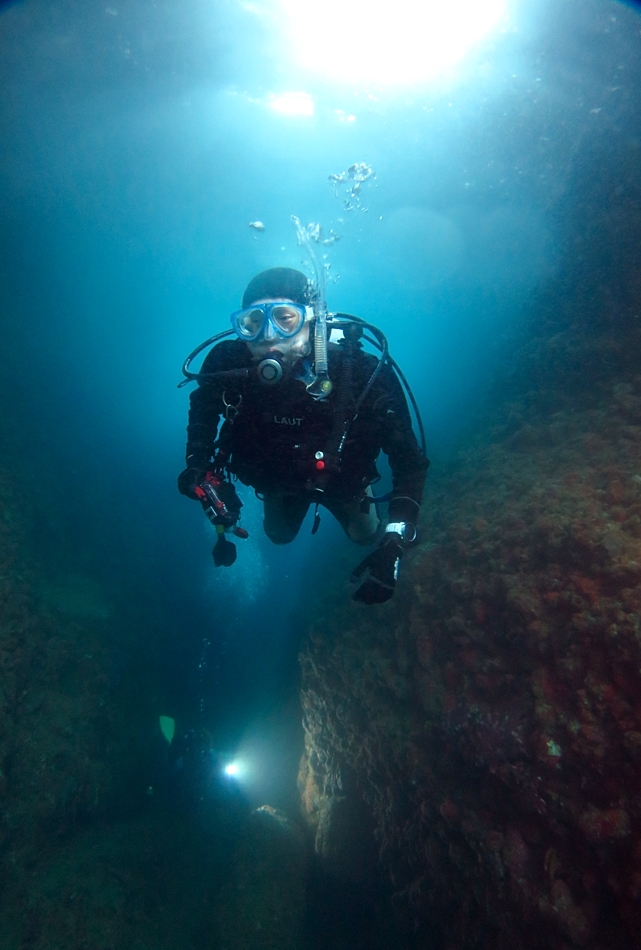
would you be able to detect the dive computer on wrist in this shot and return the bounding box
[384,522,417,543]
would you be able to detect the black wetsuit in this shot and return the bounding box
[184,339,428,528]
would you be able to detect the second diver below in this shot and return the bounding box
[178,267,429,605]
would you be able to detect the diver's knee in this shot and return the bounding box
[264,529,296,545]
[347,524,380,546]
[262,493,307,544]
[345,511,381,545]
[263,519,300,545]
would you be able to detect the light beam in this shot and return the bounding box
[280,0,506,85]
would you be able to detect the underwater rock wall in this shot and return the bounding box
[298,314,641,947]
[299,399,641,946]
[0,456,310,950]
[0,458,168,942]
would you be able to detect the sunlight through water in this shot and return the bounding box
[268,90,315,115]
[279,0,507,85]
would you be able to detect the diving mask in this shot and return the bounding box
[230,301,312,342]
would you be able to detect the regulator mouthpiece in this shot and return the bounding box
[256,355,285,385]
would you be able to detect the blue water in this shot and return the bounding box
[1,0,639,815]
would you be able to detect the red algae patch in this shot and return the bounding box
[578,807,631,842]
[299,355,641,949]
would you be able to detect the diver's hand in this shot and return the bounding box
[212,479,243,522]
[178,465,208,499]
[351,535,404,605]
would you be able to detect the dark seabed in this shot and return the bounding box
[1,0,641,947]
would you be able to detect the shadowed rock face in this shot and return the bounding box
[299,374,641,947]
[0,476,308,947]
[298,162,641,948]
[0,463,164,851]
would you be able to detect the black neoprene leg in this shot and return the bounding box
[262,492,311,545]
[323,488,381,546]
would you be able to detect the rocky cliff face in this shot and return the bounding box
[299,351,641,948]
[298,238,641,947]
[0,457,310,949]
[0,470,134,843]
[0,459,167,944]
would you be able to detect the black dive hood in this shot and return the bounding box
[178,313,426,455]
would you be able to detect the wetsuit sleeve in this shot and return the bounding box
[373,363,429,525]
[184,341,237,466]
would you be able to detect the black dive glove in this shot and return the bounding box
[178,462,209,499]
[351,522,418,605]
[351,533,405,605]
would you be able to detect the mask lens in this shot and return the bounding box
[231,302,306,341]
[272,305,304,336]
[237,308,265,338]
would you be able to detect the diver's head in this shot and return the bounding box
[232,268,314,367]
[241,267,312,310]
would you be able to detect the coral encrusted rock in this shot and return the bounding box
[299,328,641,949]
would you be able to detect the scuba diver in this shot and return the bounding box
[178,267,429,605]
[163,726,245,810]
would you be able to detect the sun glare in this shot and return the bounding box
[268,90,315,115]
[279,0,507,85]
